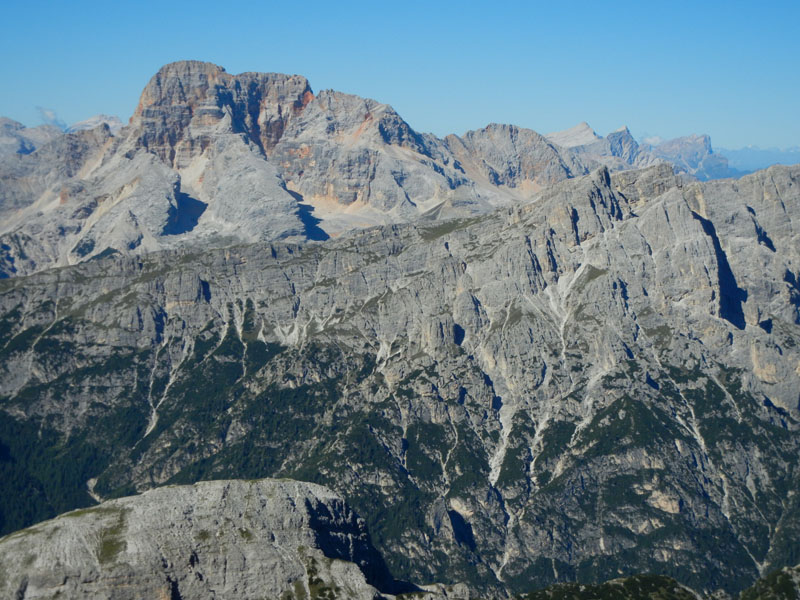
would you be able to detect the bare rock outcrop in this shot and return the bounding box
[0,61,589,276]
[0,479,402,599]
[1,164,798,597]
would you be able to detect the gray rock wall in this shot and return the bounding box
[1,164,798,596]
[0,479,397,599]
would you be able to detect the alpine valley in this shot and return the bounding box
[0,61,799,600]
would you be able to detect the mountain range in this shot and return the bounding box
[0,61,763,280]
[0,61,799,599]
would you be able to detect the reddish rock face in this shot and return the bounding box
[0,60,592,277]
[132,60,314,166]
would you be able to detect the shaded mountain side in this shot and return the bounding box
[524,567,800,600]
[520,574,697,600]
[740,565,800,600]
[1,164,798,596]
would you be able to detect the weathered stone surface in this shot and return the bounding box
[0,61,589,276]
[444,123,590,197]
[269,89,491,232]
[0,479,400,600]
[1,163,798,597]
[131,60,314,166]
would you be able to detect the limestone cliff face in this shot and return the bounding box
[1,164,798,597]
[0,479,401,599]
[132,60,314,166]
[0,61,588,277]
[444,123,590,194]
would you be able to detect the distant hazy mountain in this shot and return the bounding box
[718,145,800,172]
[544,121,602,147]
[642,133,736,180]
[546,123,663,172]
[67,114,125,134]
[0,117,63,156]
[547,123,740,181]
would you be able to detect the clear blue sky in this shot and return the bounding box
[1,0,798,149]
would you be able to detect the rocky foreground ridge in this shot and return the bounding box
[0,478,438,599]
[2,479,798,600]
[1,161,798,596]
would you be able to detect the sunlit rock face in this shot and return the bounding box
[0,479,404,600]
[0,61,591,278]
[1,162,798,596]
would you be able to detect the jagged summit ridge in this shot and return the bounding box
[0,60,590,277]
[133,60,314,163]
[548,121,739,181]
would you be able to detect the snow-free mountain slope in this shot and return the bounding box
[0,479,408,599]
[1,164,798,596]
[544,121,602,148]
[0,61,590,276]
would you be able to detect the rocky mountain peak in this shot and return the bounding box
[0,60,741,279]
[67,114,125,134]
[134,60,230,114]
[131,60,314,165]
[295,89,421,150]
[545,121,601,148]
[446,123,590,190]
[0,116,25,133]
